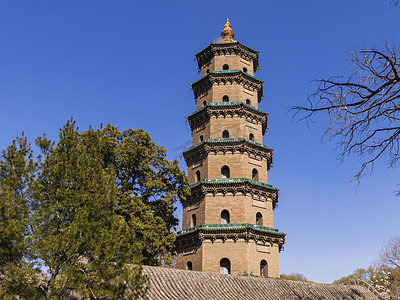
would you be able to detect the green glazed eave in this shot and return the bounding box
[176,223,285,237]
[191,70,263,85]
[195,42,259,67]
[188,177,278,190]
[195,41,259,57]
[184,138,273,153]
[209,41,259,53]
[187,101,265,118]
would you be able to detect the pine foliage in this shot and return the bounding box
[0,120,189,299]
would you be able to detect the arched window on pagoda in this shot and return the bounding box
[206,69,210,74]
[221,166,230,178]
[223,64,229,70]
[249,133,254,141]
[196,170,201,182]
[203,101,207,106]
[260,260,268,277]
[199,135,203,142]
[222,130,229,138]
[191,214,197,227]
[187,261,193,270]
[246,99,251,105]
[243,67,248,73]
[222,95,229,102]
[252,168,259,181]
[221,210,230,224]
[220,258,231,274]
[256,212,263,226]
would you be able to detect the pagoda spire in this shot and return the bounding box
[218,18,235,43]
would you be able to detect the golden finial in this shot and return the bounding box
[218,18,235,43]
[224,18,231,28]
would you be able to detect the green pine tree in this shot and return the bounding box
[0,136,43,298]
[32,121,148,298]
[0,120,189,299]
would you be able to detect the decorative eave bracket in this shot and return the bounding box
[176,223,286,252]
[195,42,260,72]
[191,70,264,103]
[183,138,273,170]
[187,102,268,135]
[189,178,279,209]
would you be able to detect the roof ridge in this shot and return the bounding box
[142,266,385,300]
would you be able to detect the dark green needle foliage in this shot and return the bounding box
[0,119,189,299]
[0,136,43,298]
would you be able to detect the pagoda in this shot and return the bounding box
[175,19,285,277]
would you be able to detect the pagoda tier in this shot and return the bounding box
[195,42,260,74]
[183,138,273,171]
[188,102,268,135]
[176,223,285,252]
[188,178,279,209]
[192,70,264,107]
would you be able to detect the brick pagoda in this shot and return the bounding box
[175,19,285,278]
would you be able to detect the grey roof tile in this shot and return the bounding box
[142,266,383,300]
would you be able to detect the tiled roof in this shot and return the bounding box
[176,223,284,237]
[185,138,272,152]
[186,102,269,135]
[142,266,384,300]
[209,41,258,53]
[192,70,262,85]
[191,70,264,103]
[189,178,277,190]
[187,101,265,117]
[195,42,260,72]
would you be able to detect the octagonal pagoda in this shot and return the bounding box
[175,19,285,278]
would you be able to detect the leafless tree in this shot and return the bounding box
[291,41,400,182]
[376,236,400,298]
[380,236,400,269]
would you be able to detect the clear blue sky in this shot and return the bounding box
[1,1,399,283]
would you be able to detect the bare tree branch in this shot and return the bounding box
[391,0,400,7]
[379,236,400,269]
[290,41,400,183]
